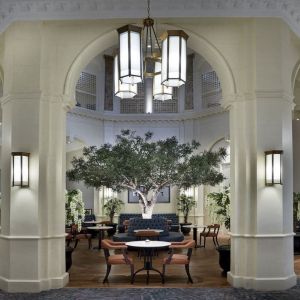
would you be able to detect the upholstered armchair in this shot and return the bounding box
[162,240,195,283]
[101,239,134,283]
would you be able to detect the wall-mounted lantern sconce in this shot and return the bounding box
[265,150,283,186]
[12,152,30,188]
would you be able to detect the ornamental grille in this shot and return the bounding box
[104,55,114,111]
[120,82,145,114]
[201,70,222,108]
[153,88,178,113]
[75,72,96,110]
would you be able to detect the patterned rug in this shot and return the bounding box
[1,285,300,300]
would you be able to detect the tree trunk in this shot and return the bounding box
[142,204,154,219]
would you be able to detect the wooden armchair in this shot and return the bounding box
[72,225,92,249]
[199,224,220,248]
[101,239,134,283]
[162,240,195,283]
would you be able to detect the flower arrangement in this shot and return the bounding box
[206,186,230,230]
[65,189,85,231]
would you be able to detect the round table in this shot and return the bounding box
[182,225,206,248]
[87,226,113,249]
[126,240,171,284]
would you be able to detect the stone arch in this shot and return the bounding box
[63,25,236,109]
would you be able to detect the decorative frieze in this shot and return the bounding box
[1,1,300,38]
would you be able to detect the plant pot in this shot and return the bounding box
[65,246,74,272]
[180,222,192,235]
[294,233,300,254]
[217,245,230,273]
[107,223,117,236]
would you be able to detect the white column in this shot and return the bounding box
[226,92,296,290]
[0,94,68,292]
[0,23,68,292]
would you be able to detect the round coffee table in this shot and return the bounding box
[126,240,171,283]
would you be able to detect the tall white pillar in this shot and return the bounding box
[226,92,296,290]
[0,23,68,292]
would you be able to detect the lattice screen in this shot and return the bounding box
[201,70,222,108]
[75,72,96,110]
[120,82,145,114]
[104,55,114,111]
[185,54,194,110]
[153,88,178,113]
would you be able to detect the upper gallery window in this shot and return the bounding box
[75,72,97,110]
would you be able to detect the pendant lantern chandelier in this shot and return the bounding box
[114,55,137,98]
[115,0,188,101]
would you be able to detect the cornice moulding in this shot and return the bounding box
[1,1,300,37]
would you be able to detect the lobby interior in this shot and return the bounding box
[1,0,300,297]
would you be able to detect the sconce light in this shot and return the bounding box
[265,150,283,186]
[12,152,30,188]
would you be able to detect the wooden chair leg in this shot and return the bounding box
[74,239,79,249]
[185,264,193,283]
[130,264,134,284]
[88,238,92,249]
[212,237,216,247]
[203,236,206,248]
[216,236,219,247]
[162,264,166,283]
[103,264,111,283]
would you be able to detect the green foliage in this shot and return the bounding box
[207,187,230,230]
[103,198,124,223]
[67,130,226,212]
[294,193,300,229]
[65,189,85,231]
[177,194,197,223]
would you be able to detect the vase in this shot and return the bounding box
[180,222,192,235]
[65,246,74,272]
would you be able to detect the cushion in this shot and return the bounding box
[108,254,133,265]
[112,233,138,242]
[159,232,184,242]
[163,254,189,265]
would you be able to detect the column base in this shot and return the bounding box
[0,272,69,293]
[227,272,297,291]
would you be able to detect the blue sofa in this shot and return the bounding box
[117,213,180,233]
[112,217,184,242]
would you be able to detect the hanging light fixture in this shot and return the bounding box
[161,30,189,87]
[114,55,137,98]
[115,0,187,100]
[117,24,143,85]
[153,61,173,100]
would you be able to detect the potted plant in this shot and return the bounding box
[65,189,85,271]
[293,192,300,254]
[65,189,85,232]
[177,194,197,235]
[103,198,124,236]
[207,186,230,273]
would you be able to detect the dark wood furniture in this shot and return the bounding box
[199,224,220,248]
